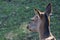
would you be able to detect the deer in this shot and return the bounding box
[27,3,56,40]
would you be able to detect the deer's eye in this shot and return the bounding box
[31,19,35,21]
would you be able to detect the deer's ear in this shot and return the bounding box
[45,3,52,16]
[34,8,40,16]
[34,8,42,18]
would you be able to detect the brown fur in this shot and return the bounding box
[27,3,56,40]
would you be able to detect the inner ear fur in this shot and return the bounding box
[34,8,43,18]
[45,3,52,16]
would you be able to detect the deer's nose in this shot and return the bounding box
[27,26,29,29]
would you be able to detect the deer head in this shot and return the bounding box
[27,3,52,32]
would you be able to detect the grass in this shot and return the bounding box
[0,0,60,40]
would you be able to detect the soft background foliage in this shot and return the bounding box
[0,0,60,40]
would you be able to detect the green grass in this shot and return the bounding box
[0,0,60,40]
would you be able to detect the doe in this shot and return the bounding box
[27,3,56,40]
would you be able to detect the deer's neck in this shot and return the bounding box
[39,25,51,39]
[39,15,51,39]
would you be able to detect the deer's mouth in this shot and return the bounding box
[27,26,32,31]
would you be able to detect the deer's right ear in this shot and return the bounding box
[45,3,52,16]
[34,8,42,18]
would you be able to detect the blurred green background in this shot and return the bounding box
[0,0,60,40]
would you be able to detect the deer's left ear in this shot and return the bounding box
[45,3,52,16]
[34,8,41,17]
